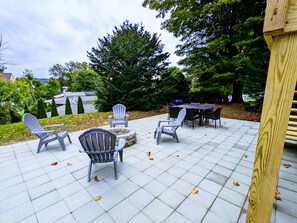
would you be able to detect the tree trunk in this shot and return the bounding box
[232,80,243,103]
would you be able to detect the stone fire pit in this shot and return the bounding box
[107,128,136,148]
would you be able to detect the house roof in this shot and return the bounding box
[0,72,13,81]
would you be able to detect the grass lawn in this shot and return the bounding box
[0,103,261,146]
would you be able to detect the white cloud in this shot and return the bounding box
[1,0,182,78]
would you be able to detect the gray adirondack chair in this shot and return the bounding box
[154,108,187,145]
[22,113,72,153]
[79,128,126,181]
[109,104,129,127]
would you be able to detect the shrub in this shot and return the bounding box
[9,109,22,123]
[77,96,84,114]
[37,98,47,119]
[0,106,10,125]
[24,104,30,114]
[65,97,73,115]
[51,98,59,117]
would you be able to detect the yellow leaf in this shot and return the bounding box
[66,162,72,166]
[95,196,101,201]
[275,190,280,195]
[191,189,199,194]
[233,181,240,186]
[51,161,58,166]
[243,154,247,158]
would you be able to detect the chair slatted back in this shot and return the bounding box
[79,129,116,163]
[171,108,186,131]
[184,108,198,121]
[113,104,126,120]
[23,113,48,139]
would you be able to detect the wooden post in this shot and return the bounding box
[246,0,297,222]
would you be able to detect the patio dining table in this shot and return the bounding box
[175,104,214,126]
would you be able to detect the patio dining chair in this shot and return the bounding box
[154,108,186,145]
[204,107,223,128]
[167,106,181,120]
[79,128,125,181]
[184,108,199,129]
[109,104,129,127]
[22,113,72,153]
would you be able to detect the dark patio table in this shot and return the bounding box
[175,104,214,126]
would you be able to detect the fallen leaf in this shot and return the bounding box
[94,176,99,182]
[191,189,199,194]
[282,164,291,168]
[95,196,101,201]
[274,195,281,200]
[243,154,247,158]
[51,161,58,166]
[149,157,154,160]
[275,190,280,195]
[147,151,151,156]
[233,181,240,186]
[66,162,72,166]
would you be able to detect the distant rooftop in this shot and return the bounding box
[0,72,14,81]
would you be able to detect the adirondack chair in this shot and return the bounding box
[79,128,126,181]
[154,108,187,145]
[109,104,129,127]
[22,113,72,153]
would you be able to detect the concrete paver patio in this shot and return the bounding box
[0,114,297,222]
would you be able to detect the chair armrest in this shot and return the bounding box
[43,124,66,131]
[79,147,85,153]
[108,115,113,119]
[32,130,56,134]
[116,138,126,151]
[161,124,180,128]
[158,120,174,127]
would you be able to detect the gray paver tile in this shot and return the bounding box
[32,190,61,212]
[202,211,230,223]
[0,201,35,222]
[127,188,154,210]
[143,199,174,223]
[36,201,69,223]
[55,214,76,223]
[199,179,223,196]
[130,172,152,187]
[98,189,125,211]
[64,189,93,212]
[18,214,38,223]
[158,188,186,209]
[156,172,178,186]
[128,212,154,223]
[108,199,139,223]
[188,188,216,209]
[177,199,207,222]
[114,180,140,197]
[210,198,241,222]
[92,213,115,223]
[165,212,192,223]
[218,187,246,207]
[206,171,228,186]
[275,211,297,223]
[72,201,105,223]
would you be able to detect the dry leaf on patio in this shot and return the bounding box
[275,190,280,195]
[233,181,240,186]
[51,161,58,166]
[95,196,101,201]
[282,164,291,168]
[243,154,248,158]
[147,151,151,156]
[274,195,281,200]
[149,157,154,160]
[94,176,99,182]
[66,162,72,166]
[191,189,199,194]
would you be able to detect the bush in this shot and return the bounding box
[0,106,10,125]
[9,109,22,123]
[24,104,30,114]
[51,98,59,117]
[37,98,47,119]
[65,97,73,115]
[77,96,84,114]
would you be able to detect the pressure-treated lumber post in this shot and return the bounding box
[246,0,297,222]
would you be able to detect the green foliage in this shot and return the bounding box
[24,104,30,114]
[143,0,269,103]
[65,97,73,115]
[77,96,84,114]
[72,70,99,92]
[9,108,22,123]
[88,20,170,111]
[49,61,89,91]
[51,98,59,117]
[37,98,47,119]
[0,105,10,125]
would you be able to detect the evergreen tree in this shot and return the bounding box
[77,96,84,114]
[65,97,72,115]
[24,104,30,114]
[51,98,59,117]
[37,98,47,119]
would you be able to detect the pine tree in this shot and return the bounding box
[65,97,73,115]
[37,98,47,119]
[24,104,30,114]
[77,96,84,114]
[51,98,59,117]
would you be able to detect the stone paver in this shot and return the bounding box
[1,114,297,222]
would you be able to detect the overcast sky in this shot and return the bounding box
[1,0,181,78]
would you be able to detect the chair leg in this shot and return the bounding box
[219,119,221,127]
[114,161,118,180]
[175,133,179,143]
[88,160,92,182]
[37,140,44,153]
[215,120,216,128]
[57,137,66,151]
[67,134,72,143]
[119,150,123,162]
[154,130,157,138]
[156,132,162,145]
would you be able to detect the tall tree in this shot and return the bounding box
[65,97,72,115]
[37,98,47,119]
[72,70,100,92]
[88,20,170,111]
[51,98,59,117]
[143,0,269,103]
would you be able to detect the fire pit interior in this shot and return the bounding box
[108,128,136,148]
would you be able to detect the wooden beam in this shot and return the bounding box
[246,33,297,222]
[263,0,289,35]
